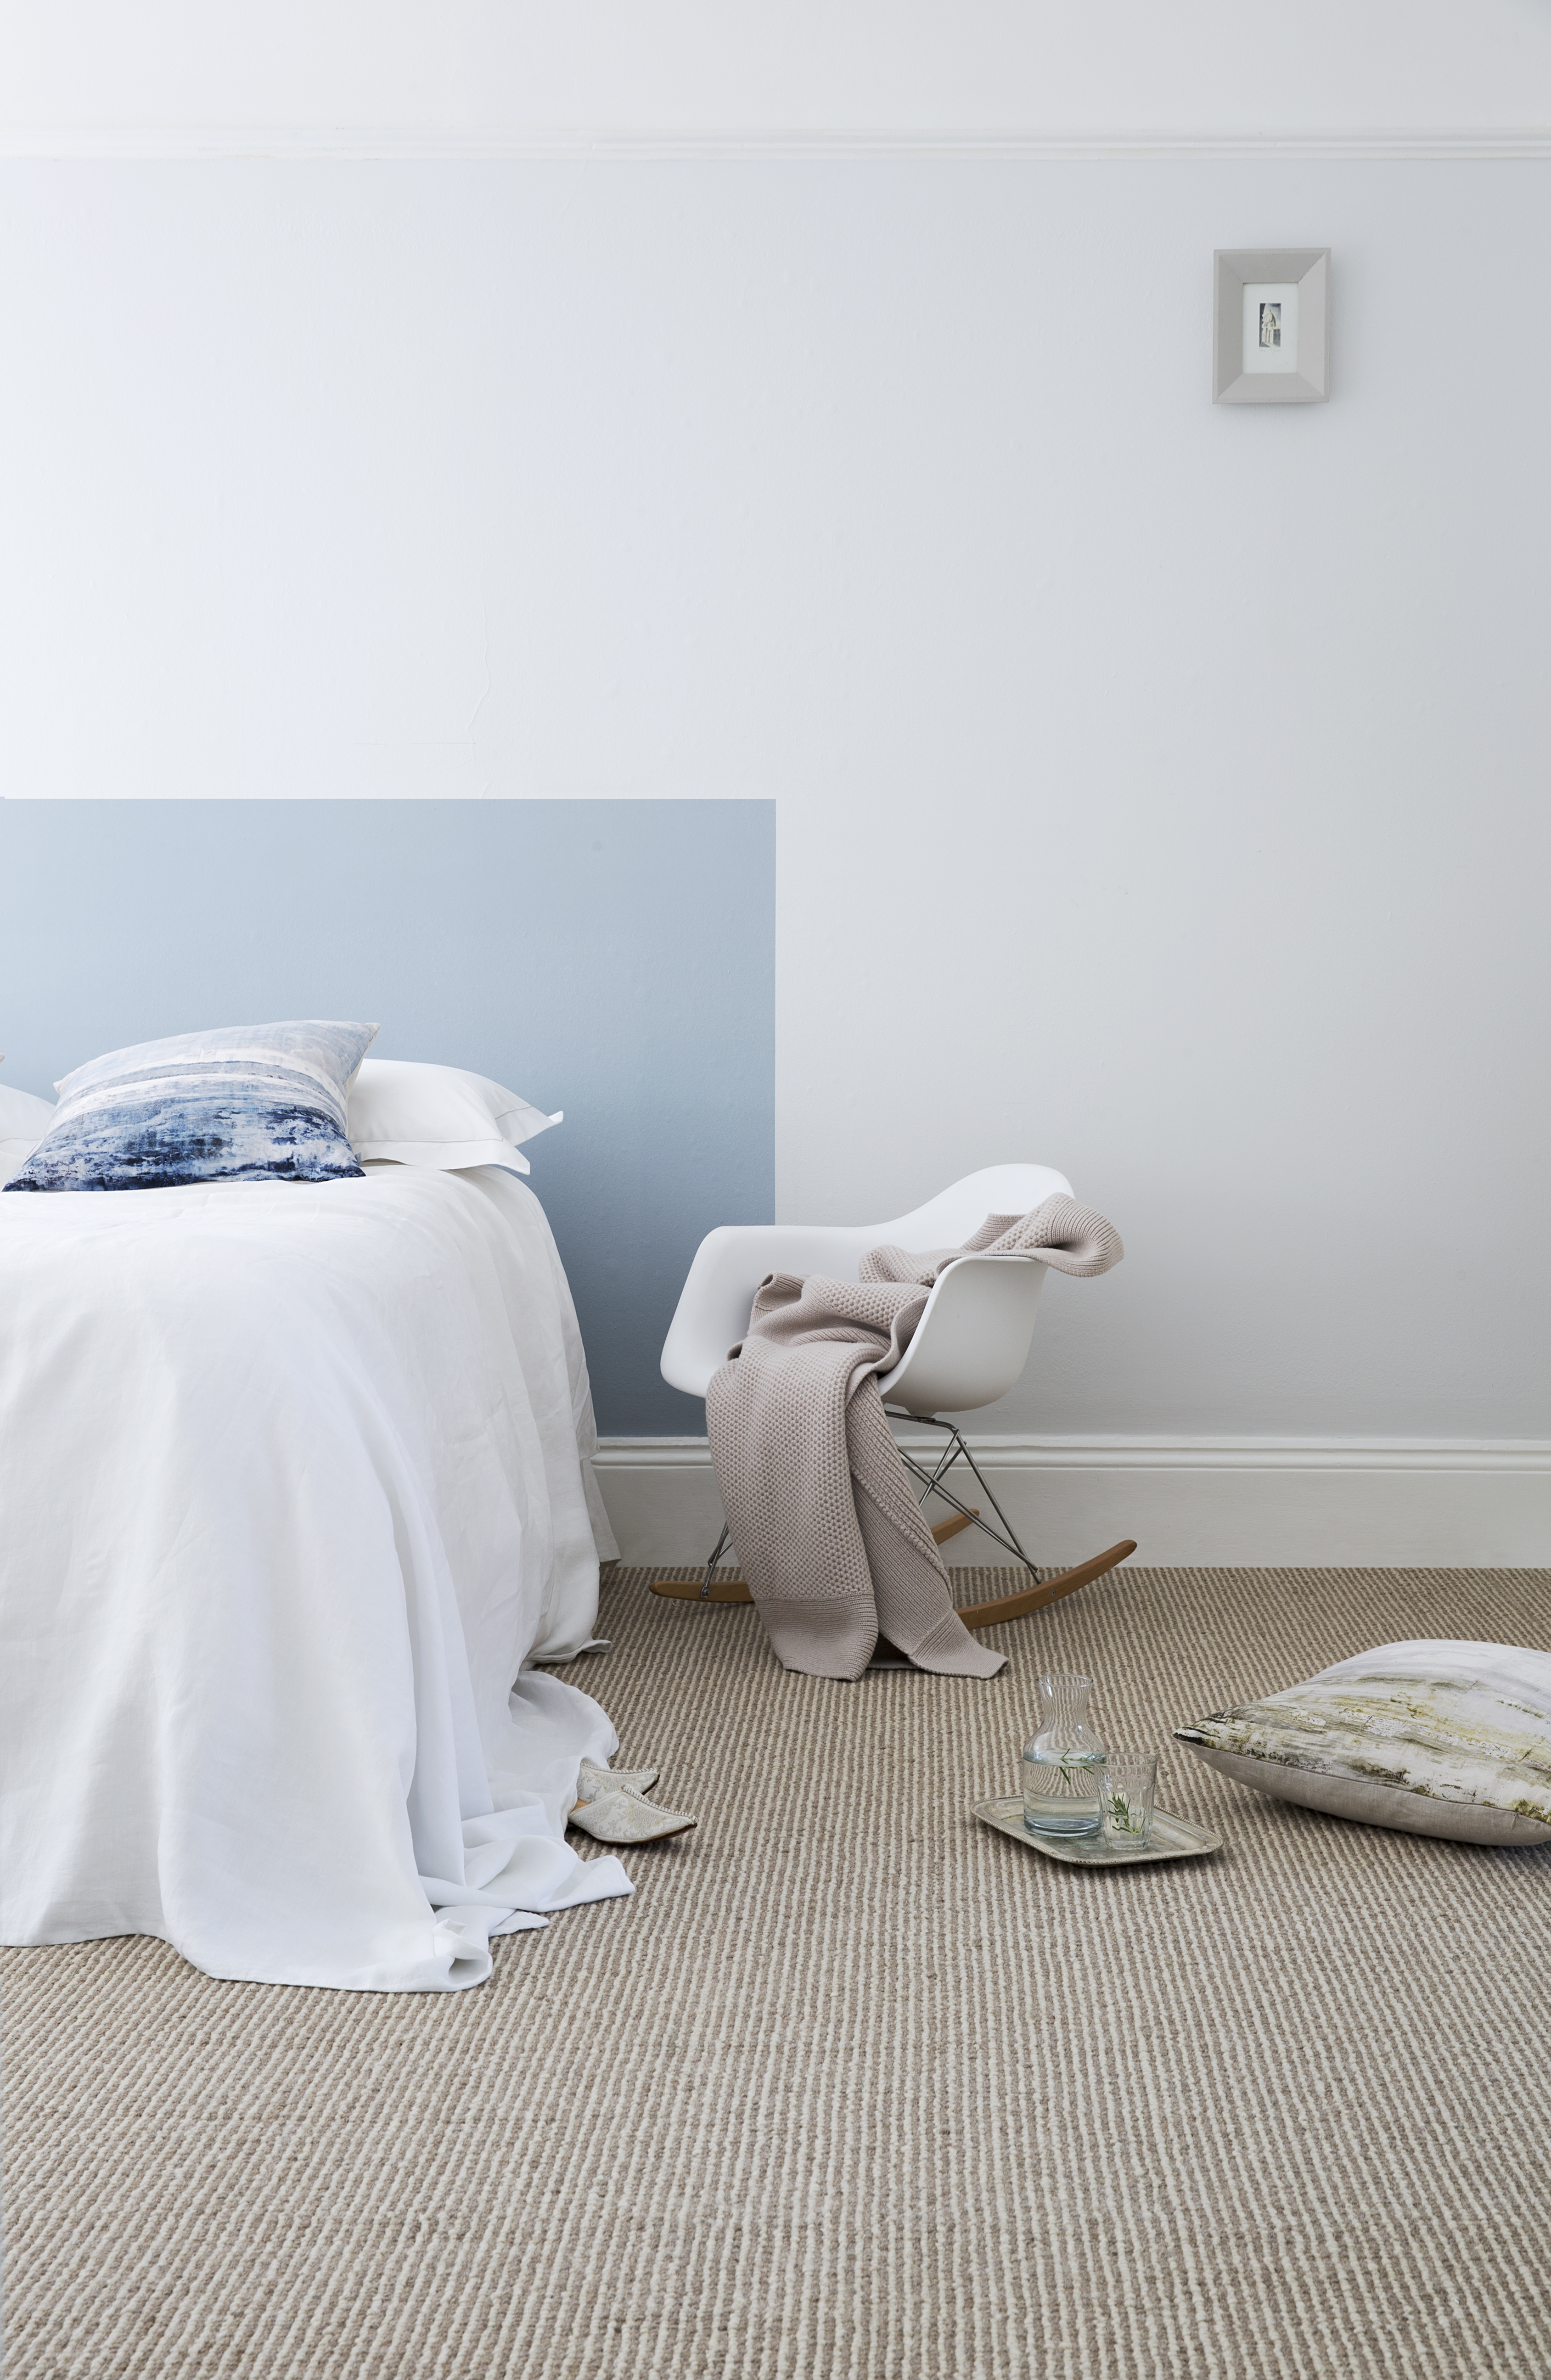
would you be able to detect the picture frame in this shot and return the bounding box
[1213,248,1330,405]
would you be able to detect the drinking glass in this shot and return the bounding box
[1099,1753,1158,1847]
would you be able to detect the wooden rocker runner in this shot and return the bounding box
[649,1526,1138,1627]
[652,1454,1137,1630]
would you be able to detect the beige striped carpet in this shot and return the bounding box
[5,1563,1550,2380]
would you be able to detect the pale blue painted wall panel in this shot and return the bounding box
[0,797,774,1432]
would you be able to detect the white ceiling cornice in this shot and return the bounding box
[1,125,1549,162]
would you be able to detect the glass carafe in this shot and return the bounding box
[1023,1674,1107,1836]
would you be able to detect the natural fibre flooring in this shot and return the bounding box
[5,1566,1551,2380]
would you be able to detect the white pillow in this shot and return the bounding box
[347,1059,561,1176]
[0,1082,57,1140]
[1176,1640,1551,1847]
[0,1082,58,1184]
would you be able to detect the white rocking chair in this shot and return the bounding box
[653,1164,1135,1625]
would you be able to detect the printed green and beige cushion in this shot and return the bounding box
[1176,1640,1551,1847]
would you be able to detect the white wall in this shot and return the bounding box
[3,153,1547,1460]
[2,0,1551,141]
[1,138,1547,1550]
[764,160,1551,1450]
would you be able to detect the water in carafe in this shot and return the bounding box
[1023,1673,1106,1837]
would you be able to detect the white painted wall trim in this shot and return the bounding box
[894,1435,1551,1474]
[4,128,1551,163]
[592,1435,1551,1569]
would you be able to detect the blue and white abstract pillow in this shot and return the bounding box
[4,1020,379,1193]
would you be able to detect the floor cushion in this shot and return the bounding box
[1176,1639,1551,1846]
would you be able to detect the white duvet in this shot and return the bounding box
[0,1163,632,1991]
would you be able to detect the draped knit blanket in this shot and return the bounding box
[706,1197,1124,1682]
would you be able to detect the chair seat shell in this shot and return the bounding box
[660,1162,1072,1414]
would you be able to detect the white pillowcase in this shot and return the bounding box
[1176,1639,1551,1847]
[347,1059,561,1176]
[0,1082,58,1184]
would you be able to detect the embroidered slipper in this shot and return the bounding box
[568,1788,697,1845]
[575,1755,660,1802]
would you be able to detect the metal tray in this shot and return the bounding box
[973,1795,1222,1866]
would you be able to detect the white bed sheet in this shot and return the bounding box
[0,1164,630,1991]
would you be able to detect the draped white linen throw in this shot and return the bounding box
[0,1165,630,1991]
[707,1197,1124,1681]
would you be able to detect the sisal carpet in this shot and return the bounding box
[5,1564,1550,2380]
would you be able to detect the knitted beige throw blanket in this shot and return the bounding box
[706,1197,1124,1681]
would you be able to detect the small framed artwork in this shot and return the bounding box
[1214,249,1330,404]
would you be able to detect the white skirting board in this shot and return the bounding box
[592,1437,1551,1570]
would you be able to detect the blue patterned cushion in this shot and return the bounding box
[4,1020,379,1193]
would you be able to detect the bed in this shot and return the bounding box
[0,1160,632,1992]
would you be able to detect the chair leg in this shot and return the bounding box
[648,1499,979,1605]
[698,1521,731,1599]
[648,1421,1136,1624]
[649,1522,757,1604]
[886,1408,1138,1626]
[890,1416,1040,1573]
